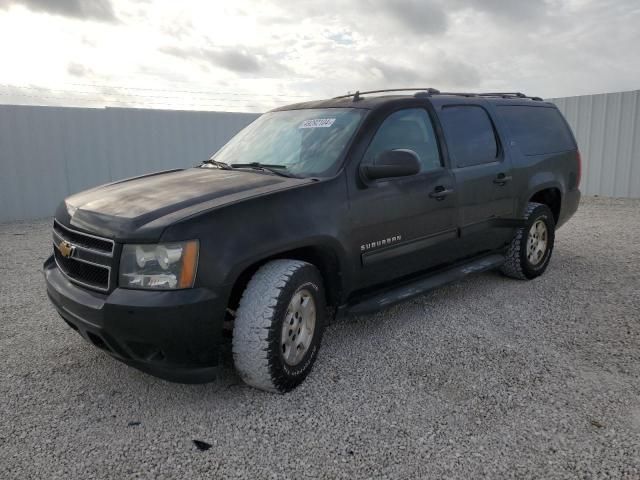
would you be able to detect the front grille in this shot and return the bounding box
[53,221,113,254]
[54,249,110,289]
[52,220,114,291]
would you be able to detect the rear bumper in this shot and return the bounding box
[558,188,581,228]
[44,255,227,383]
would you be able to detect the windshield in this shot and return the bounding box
[209,108,366,177]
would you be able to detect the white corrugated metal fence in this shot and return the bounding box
[0,105,258,223]
[550,89,640,198]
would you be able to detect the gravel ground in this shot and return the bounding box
[1,196,639,479]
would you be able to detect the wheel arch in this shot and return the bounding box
[225,243,346,313]
[528,186,562,224]
[523,171,564,224]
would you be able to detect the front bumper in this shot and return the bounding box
[44,255,227,383]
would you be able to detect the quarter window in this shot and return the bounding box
[364,108,442,173]
[496,105,575,155]
[441,105,499,168]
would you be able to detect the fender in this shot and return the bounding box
[522,171,565,215]
[222,234,351,303]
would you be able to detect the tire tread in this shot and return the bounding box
[501,202,545,280]
[232,259,311,392]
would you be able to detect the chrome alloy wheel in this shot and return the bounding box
[281,289,316,366]
[527,219,548,266]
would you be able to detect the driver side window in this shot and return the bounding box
[364,108,442,173]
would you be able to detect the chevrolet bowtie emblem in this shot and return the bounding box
[58,240,75,258]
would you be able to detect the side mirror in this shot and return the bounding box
[360,149,421,181]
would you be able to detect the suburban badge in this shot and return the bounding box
[361,235,402,252]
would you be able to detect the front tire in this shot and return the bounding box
[501,202,556,280]
[232,260,326,393]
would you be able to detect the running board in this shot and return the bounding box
[345,254,505,316]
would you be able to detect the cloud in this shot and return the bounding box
[204,49,262,74]
[327,32,354,46]
[0,0,117,22]
[453,0,549,21]
[67,62,92,77]
[266,0,449,36]
[365,58,424,85]
[161,45,290,76]
[0,0,638,111]
[375,0,448,35]
[161,46,261,74]
[363,56,481,88]
[160,18,194,40]
[427,57,482,87]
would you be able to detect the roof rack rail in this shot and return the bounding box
[438,91,544,101]
[334,88,543,102]
[334,88,441,101]
[481,92,527,98]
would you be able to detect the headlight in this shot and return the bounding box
[119,240,199,290]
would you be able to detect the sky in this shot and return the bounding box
[0,0,638,112]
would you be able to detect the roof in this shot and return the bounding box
[271,88,552,112]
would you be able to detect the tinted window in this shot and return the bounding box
[440,105,498,167]
[497,106,575,155]
[364,108,441,172]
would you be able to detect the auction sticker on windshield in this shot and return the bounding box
[299,118,336,129]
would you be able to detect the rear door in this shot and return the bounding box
[348,107,459,289]
[494,104,580,220]
[438,103,515,253]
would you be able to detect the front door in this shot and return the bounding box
[348,107,459,289]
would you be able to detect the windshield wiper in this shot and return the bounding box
[201,159,232,170]
[230,162,300,178]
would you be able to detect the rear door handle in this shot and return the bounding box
[429,186,454,200]
[493,174,512,185]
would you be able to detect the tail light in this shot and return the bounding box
[576,150,582,188]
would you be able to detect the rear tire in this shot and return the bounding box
[232,259,326,393]
[501,202,556,280]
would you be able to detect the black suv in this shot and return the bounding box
[44,88,581,392]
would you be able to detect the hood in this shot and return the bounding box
[59,168,311,240]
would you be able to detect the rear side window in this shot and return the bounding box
[497,106,575,155]
[440,105,499,168]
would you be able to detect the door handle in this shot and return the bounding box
[429,186,454,200]
[493,174,512,185]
